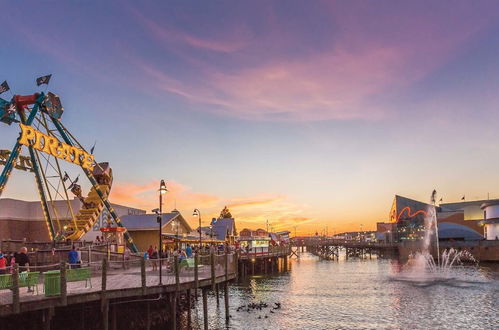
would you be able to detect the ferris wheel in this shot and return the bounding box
[0,81,138,252]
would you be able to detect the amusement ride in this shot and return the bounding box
[0,78,138,252]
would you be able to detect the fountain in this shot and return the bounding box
[395,206,477,283]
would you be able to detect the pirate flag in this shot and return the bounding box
[36,74,52,86]
[90,141,96,154]
[0,81,9,94]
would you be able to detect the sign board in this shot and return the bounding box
[18,123,94,170]
[0,149,33,172]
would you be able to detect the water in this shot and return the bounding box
[186,253,498,329]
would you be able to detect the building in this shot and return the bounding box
[0,197,145,242]
[239,228,268,238]
[211,218,237,244]
[119,210,192,252]
[380,195,485,242]
[480,201,499,240]
[276,231,290,243]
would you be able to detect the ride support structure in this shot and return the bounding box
[0,90,138,252]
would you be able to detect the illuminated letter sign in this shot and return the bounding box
[18,123,94,170]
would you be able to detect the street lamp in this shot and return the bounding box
[175,217,180,250]
[157,179,167,285]
[193,209,201,249]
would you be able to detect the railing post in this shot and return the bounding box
[60,261,67,306]
[235,251,239,281]
[224,251,228,281]
[101,258,107,292]
[210,251,215,291]
[141,257,146,295]
[12,263,20,314]
[194,254,199,290]
[174,256,179,291]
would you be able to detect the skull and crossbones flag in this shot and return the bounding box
[0,81,10,94]
[36,74,52,86]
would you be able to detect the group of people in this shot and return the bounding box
[0,247,30,274]
[0,247,34,292]
[144,244,195,271]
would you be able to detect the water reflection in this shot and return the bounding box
[184,253,498,329]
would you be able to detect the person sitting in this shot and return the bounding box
[179,249,187,261]
[68,246,79,269]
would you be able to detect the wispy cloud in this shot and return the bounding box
[129,2,497,122]
[110,180,311,231]
[129,7,250,53]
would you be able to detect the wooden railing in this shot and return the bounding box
[0,251,238,316]
[237,246,291,259]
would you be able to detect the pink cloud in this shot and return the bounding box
[129,7,250,53]
[130,3,497,122]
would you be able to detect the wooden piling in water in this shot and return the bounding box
[224,281,229,323]
[187,289,192,328]
[202,288,208,330]
[216,283,220,305]
[172,293,177,330]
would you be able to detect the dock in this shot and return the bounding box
[0,252,238,330]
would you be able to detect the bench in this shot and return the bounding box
[19,272,40,294]
[0,274,12,290]
[0,272,39,294]
[67,267,92,288]
[179,258,204,273]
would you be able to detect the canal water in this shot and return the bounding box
[185,252,498,329]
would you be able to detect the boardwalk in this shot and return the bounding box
[0,253,237,317]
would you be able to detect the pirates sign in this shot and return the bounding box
[18,123,94,170]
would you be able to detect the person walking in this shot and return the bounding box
[185,244,193,258]
[76,247,82,268]
[151,246,158,271]
[147,245,154,259]
[15,247,30,272]
[15,247,32,292]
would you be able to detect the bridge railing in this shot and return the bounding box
[237,245,291,259]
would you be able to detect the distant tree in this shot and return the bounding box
[219,206,232,219]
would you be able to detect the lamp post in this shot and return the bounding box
[157,180,167,285]
[175,217,180,250]
[193,209,201,249]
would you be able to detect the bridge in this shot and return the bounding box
[292,238,398,260]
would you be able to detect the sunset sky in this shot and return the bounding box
[1,1,499,235]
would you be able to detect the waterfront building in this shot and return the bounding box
[381,195,485,242]
[480,201,499,240]
[211,217,237,244]
[119,210,192,252]
[0,197,145,242]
